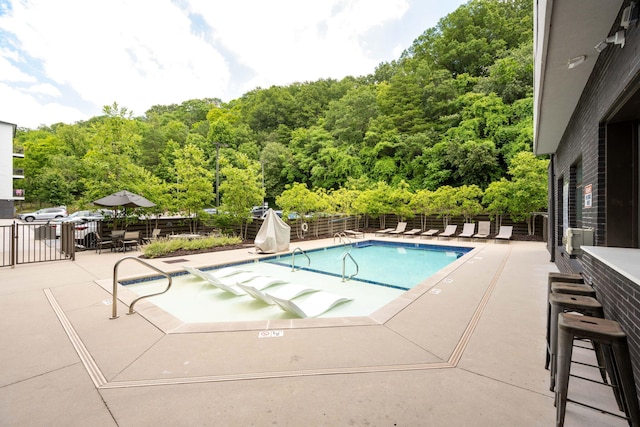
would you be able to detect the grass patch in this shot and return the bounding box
[142,235,243,258]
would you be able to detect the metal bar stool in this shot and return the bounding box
[546,273,584,370]
[549,293,604,392]
[556,313,640,427]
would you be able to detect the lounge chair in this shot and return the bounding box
[183,266,260,295]
[269,291,353,318]
[237,282,319,305]
[387,222,408,236]
[437,225,458,239]
[458,223,476,240]
[374,228,395,236]
[402,229,422,238]
[473,221,491,240]
[343,229,365,239]
[420,229,439,239]
[183,265,245,281]
[495,225,513,242]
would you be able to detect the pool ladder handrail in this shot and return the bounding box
[291,247,311,272]
[333,232,352,246]
[341,251,359,282]
[110,256,173,319]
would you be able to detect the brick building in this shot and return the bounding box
[535,0,640,396]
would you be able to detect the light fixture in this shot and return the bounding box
[567,55,586,69]
[594,30,626,52]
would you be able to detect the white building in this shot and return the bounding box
[0,121,23,218]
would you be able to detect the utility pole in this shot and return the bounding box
[213,141,228,209]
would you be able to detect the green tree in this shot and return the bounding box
[507,151,548,234]
[219,154,264,239]
[174,144,214,232]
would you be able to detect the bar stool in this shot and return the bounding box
[549,293,604,391]
[550,282,596,298]
[546,273,584,370]
[555,313,640,427]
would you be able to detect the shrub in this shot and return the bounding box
[141,235,242,258]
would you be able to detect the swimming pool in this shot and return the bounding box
[268,241,470,290]
[120,240,473,323]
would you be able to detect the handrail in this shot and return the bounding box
[291,247,310,271]
[333,232,352,245]
[341,252,359,282]
[110,256,173,319]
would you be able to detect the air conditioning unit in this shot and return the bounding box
[563,228,594,255]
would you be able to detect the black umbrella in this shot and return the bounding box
[93,190,156,208]
[93,190,156,230]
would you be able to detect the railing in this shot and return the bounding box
[110,256,172,319]
[290,247,310,272]
[333,232,352,246]
[341,252,359,282]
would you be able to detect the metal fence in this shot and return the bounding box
[0,222,75,268]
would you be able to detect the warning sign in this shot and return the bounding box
[584,184,592,208]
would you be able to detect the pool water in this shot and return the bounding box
[268,242,469,290]
[121,241,473,323]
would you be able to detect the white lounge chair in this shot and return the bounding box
[387,222,408,236]
[420,229,439,239]
[269,291,353,318]
[374,228,395,236]
[343,229,365,239]
[495,225,513,242]
[458,223,476,239]
[402,229,422,238]
[473,221,491,239]
[239,275,288,291]
[183,266,260,295]
[237,282,319,305]
[437,225,458,239]
[182,265,245,281]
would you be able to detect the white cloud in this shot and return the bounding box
[0,0,466,128]
[0,82,89,128]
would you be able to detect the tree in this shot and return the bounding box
[507,151,548,235]
[276,183,326,238]
[483,178,512,230]
[219,154,264,239]
[173,144,214,232]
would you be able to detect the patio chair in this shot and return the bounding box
[402,229,422,238]
[121,231,141,252]
[387,222,408,236]
[437,225,458,240]
[184,268,262,295]
[458,223,476,240]
[143,228,161,244]
[420,229,439,239]
[495,226,513,242]
[269,291,353,318]
[237,282,319,305]
[473,221,491,240]
[95,232,114,254]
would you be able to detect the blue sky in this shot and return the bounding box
[0,0,466,129]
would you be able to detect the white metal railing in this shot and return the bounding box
[341,252,359,282]
[291,247,311,271]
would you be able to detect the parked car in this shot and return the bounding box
[51,219,100,249]
[202,208,217,215]
[50,209,113,223]
[17,207,68,222]
[251,206,270,218]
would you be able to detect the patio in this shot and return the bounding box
[0,234,628,426]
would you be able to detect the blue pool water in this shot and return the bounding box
[265,241,471,290]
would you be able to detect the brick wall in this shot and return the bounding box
[581,253,640,396]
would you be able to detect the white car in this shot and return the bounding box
[18,207,68,222]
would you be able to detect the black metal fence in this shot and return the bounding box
[0,222,75,268]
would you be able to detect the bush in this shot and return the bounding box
[141,235,242,258]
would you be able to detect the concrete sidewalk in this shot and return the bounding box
[0,237,628,426]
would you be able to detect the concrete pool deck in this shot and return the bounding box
[0,235,630,426]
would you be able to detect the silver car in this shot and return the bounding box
[17,207,68,222]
